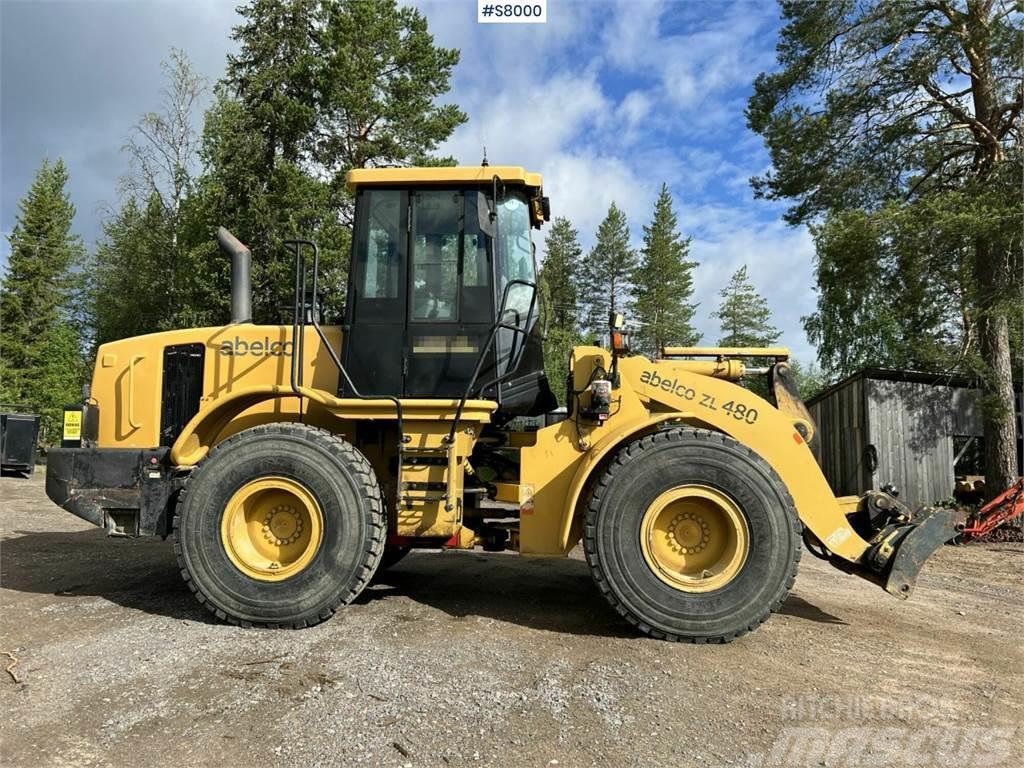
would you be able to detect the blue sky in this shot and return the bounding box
[1,0,817,362]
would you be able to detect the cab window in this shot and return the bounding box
[356,189,402,300]
[411,191,461,321]
[496,192,536,319]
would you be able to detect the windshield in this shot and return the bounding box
[496,191,536,319]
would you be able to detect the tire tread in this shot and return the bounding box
[172,423,385,629]
[582,427,801,643]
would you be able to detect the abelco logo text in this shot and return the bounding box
[218,337,293,357]
[639,369,697,400]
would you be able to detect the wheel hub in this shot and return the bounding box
[665,512,711,555]
[221,477,324,582]
[262,505,304,546]
[640,485,750,593]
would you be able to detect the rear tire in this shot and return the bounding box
[174,423,385,628]
[584,428,800,643]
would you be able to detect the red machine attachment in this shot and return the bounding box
[961,479,1024,540]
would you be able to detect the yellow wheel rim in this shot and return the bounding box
[640,485,750,593]
[220,476,324,582]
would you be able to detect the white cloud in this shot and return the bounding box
[690,224,817,362]
[442,70,609,165]
[424,0,817,361]
[602,1,776,112]
[601,0,667,71]
[616,90,653,137]
[543,152,656,250]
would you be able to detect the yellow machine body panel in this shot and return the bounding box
[90,327,872,564]
[90,325,341,451]
[88,323,495,542]
[346,165,543,191]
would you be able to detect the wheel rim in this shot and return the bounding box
[220,476,324,582]
[640,485,750,593]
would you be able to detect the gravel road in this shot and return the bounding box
[2,472,1022,767]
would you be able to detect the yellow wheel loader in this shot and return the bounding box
[46,166,964,641]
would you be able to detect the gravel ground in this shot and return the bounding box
[2,472,1022,768]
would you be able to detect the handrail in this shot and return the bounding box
[286,238,408,449]
[446,278,538,445]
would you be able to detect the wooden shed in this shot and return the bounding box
[807,368,1023,509]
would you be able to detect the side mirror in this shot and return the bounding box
[477,190,495,238]
[529,195,551,228]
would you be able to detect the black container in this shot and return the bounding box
[1,412,41,475]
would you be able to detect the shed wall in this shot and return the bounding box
[808,377,869,497]
[864,379,983,508]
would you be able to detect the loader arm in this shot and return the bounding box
[629,354,965,596]
[527,349,964,599]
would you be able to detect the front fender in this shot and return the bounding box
[614,355,872,563]
[554,412,686,551]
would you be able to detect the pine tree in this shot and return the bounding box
[632,184,699,356]
[314,0,467,174]
[91,194,180,345]
[225,0,320,171]
[713,266,781,348]
[580,203,636,339]
[539,217,582,404]
[540,217,581,330]
[712,266,781,399]
[226,0,465,195]
[747,0,1022,496]
[0,159,87,442]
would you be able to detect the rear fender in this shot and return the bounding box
[170,386,305,465]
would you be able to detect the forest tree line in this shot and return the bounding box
[1,0,1020,496]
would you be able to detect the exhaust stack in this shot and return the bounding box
[217,227,252,324]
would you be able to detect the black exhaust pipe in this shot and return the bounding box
[217,227,252,324]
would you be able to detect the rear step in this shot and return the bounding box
[398,442,456,512]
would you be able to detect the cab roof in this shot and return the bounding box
[346,165,544,192]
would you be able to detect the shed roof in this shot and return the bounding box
[806,367,993,407]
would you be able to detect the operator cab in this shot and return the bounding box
[342,166,556,419]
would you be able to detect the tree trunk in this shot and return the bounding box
[963,3,1019,499]
[975,235,1019,500]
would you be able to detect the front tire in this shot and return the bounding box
[584,428,801,643]
[173,423,385,628]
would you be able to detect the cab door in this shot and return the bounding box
[405,189,496,397]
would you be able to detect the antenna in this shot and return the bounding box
[481,145,489,167]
